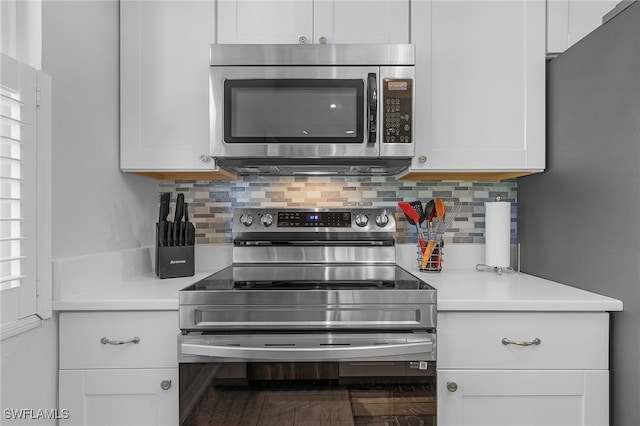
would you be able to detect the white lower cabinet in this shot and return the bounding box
[58,311,179,426]
[59,369,178,426]
[437,312,611,426]
[438,369,608,426]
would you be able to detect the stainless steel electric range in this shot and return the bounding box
[178,208,437,426]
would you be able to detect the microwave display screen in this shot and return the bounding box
[224,79,364,143]
[387,81,408,91]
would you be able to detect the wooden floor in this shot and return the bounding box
[182,383,436,426]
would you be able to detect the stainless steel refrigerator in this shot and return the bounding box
[518,2,640,425]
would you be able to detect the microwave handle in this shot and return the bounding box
[367,73,377,144]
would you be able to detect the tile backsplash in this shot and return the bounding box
[159,176,517,245]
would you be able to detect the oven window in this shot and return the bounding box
[224,79,364,143]
[180,362,436,426]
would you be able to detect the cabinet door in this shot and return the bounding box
[410,0,545,172]
[547,0,619,55]
[313,0,409,44]
[120,1,217,171]
[217,0,313,44]
[59,369,178,426]
[438,370,609,426]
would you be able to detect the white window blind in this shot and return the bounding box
[0,53,46,334]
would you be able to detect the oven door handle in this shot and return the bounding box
[181,340,433,361]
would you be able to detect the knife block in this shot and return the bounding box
[155,225,194,279]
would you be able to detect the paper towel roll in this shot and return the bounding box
[485,201,511,267]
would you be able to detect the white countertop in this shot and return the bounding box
[52,245,623,312]
[395,244,623,312]
[409,269,623,311]
[51,271,214,311]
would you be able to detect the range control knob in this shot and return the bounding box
[375,214,389,227]
[239,213,253,227]
[261,213,274,227]
[355,214,369,228]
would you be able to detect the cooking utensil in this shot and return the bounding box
[424,199,435,222]
[435,197,445,220]
[398,201,426,252]
[409,201,426,225]
[421,240,436,269]
[422,198,446,269]
[424,199,436,239]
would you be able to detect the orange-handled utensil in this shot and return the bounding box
[435,197,445,221]
[421,240,436,268]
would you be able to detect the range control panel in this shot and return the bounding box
[277,211,352,228]
[232,208,395,234]
[383,78,413,144]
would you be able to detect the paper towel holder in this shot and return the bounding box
[476,243,520,275]
[475,264,516,275]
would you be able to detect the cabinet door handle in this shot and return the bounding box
[501,337,541,347]
[100,336,141,345]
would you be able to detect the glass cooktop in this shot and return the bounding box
[184,265,434,292]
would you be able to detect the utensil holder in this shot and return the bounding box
[417,239,444,273]
[155,225,194,279]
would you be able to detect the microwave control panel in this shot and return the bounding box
[383,79,413,144]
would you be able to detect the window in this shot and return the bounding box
[0,53,51,340]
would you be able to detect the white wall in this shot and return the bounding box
[45,0,157,259]
[1,1,158,421]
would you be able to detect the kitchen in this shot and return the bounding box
[1,0,637,425]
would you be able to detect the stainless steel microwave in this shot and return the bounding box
[209,44,415,175]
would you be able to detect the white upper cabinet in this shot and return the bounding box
[217,0,410,44]
[217,0,314,44]
[120,1,221,174]
[547,0,619,55]
[406,0,545,177]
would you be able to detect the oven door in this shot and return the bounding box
[178,332,436,425]
[210,66,379,159]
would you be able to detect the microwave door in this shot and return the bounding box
[210,66,380,159]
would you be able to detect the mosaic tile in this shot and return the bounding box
[159,176,517,245]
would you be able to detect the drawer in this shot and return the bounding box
[60,311,179,369]
[437,312,609,370]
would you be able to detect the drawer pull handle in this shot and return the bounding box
[100,337,141,345]
[501,337,541,347]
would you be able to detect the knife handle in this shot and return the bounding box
[178,222,185,246]
[156,223,163,247]
[167,222,174,246]
[186,222,196,245]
